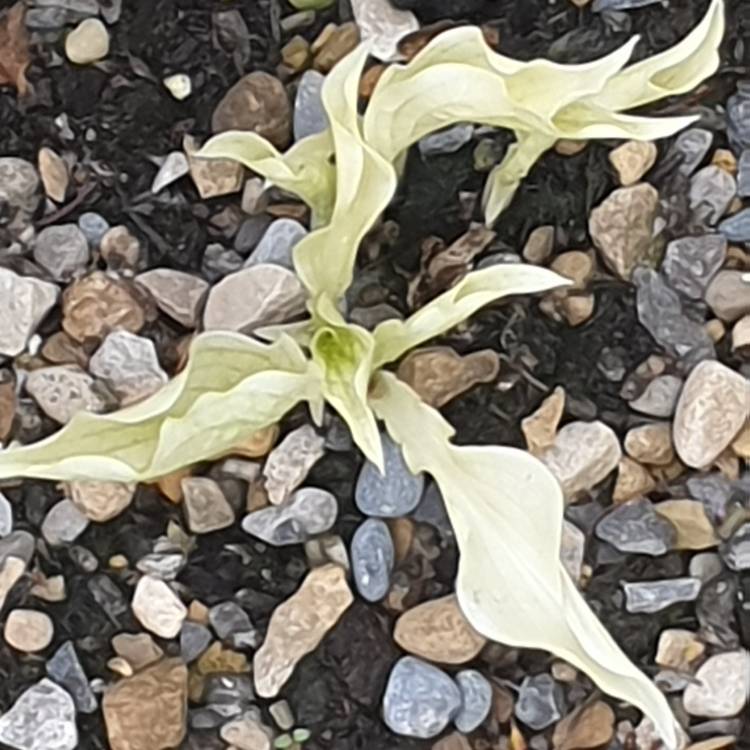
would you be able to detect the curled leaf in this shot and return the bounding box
[0,334,318,483]
[372,263,568,368]
[370,372,680,750]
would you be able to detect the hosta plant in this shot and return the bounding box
[0,6,727,747]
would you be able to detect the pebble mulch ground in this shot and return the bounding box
[0,0,750,749]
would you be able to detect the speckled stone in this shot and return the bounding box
[351,518,394,602]
[454,670,492,733]
[595,498,676,555]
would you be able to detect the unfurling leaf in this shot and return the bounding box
[0,2,31,96]
[369,372,680,750]
[372,263,569,368]
[0,334,319,483]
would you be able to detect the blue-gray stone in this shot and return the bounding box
[629,375,683,418]
[351,518,394,602]
[383,656,462,739]
[242,487,338,546]
[719,208,750,243]
[294,71,327,141]
[244,218,307,270]
[201,243,244,282]
[595,498,676,555]
[355,433,424,518]
[634,267,714,366]
[77,212,110,248]
[689,166,736,225]
[418,124,474,157]
[234,216,272,255]
[0,679,78,750]
[454,670,492,733]
[209,601,257,649]
[670,128,713,176]
[622,577,702,613]
[0,530,35,566]
[180,621,212,662]
[686,473,733,523]
[0,492,12,537]
[47,641,97,714]
[727,82,750,152]
[738,150,750,198]
[515,674,562,730]
[721,522,750,571]
[203,674,255,717]
[661,234,727,299]
[33,224,90,281]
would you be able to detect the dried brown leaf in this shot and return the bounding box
[0,2,31,96]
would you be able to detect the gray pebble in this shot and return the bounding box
[719,208,750,243]
[0,492,13,537]
[209,601,258,649]
[689,551,723,582]
[242,487,338,546]
[383,656,462,739]
[0,678,78,750]
[0,530,35,567]
[454,670,493,733]
[727,82,750,152]
[33,224,90,281]
[77,212,110,248]
[294,71,327,141]
[721,522,750,571]
[686,473,733,523]
[355,433,424,518]
[738,150,750,198]
[418,124,473,157]
[661,234,727,300]
[180,621,212,663]
[351,518,394,602]
[689,166,736,224]
[629,375,683,418]
[515,673,562,730]
[244,218,307,270]
[87,574,128,620]
[204,674,255,716]
[201,243,244,282]
[234,215,272,255]
[671,128,713,176]
[622,577,702,613]
[47,641,97,714]
[634,267,714,366]
[0,157,40,232]
[135,551,186,581]
[596,498,676,555]
[41,500,89,546]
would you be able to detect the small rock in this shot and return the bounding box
[102,658,188,750]
[100,226,141,271]
[0,556,26,612]
[629,375,683,418]
[62,271,151,343]
[738,150,750,197]
[0,679,77,750]
[89,331,167,405]
[0,268,59,357]
[689,551,723,582]
[705,270,750,322]
[180,622,212,662]
[33,224,89,281]
[0,493,12,537]
[201,243,244,282]
[242,486,337,545]
[312,22,360,73]
[47,641,97,714]
[184,135,244,200]
[393,594,486,664]
[281,34,311,72]
[732,314,750,350]
[560,520,585,583]
[163,73,191,100]
[136,268,208,329]
[552,700,615,750]
[589,183,660,280]
[634,267,715,365]
[220,713,273,750]
[212,72,291,149]
[132,575,187,638]
[68,481,135,522]
[351,518,394,602]
[0,157,40,234]
[151,151,190,193]
[622,577,702,613]
[689,166,737,224]
[262,425,325,505]
[624,422,674,466]
[26,365,110,424]
[397,346,499,409]
[540,420,621,500]
[182,477,235,534]
[454,670,492,733]
[728,83,750,152]
[609,141,657,186]
[722,522,750,571]
[419,124,474,157]
[662,235,727,299]
[673,360,750,468]
[654,500,718,550]
[111,633,163,672]
[209,601,256,649]
[41,500,89,545]
[351,0,419,61]
[77,212,110,247]
[383,656,462,739]
[655,629,705,672]
[522,225,555,264]
[203,265,307,333]
[672,128,713,176]
[515,673,562,730]
[522,386,565,455]
[65,18,109,64]
[293,70,327,141]
[595,498,676,555]
[719,208,750,242]
[245,218,306,270]
[38,147,69,203]
[4,609,54,652]
[683,651,750,717]
[612,456,655,504]
[254,564,353,697]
